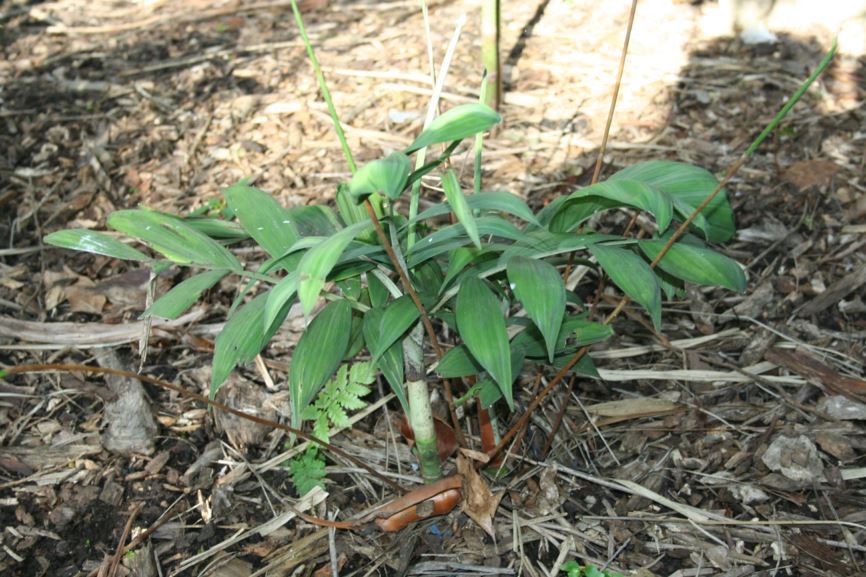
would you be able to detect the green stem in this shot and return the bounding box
[744,37,837,157]
[408,379,442,482]
[290,0,356,173]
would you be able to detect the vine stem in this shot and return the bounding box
[1,363,405,494]
[489,38,837,462]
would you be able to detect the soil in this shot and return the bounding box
[1,1,864,576]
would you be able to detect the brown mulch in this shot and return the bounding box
[1,1,865,576]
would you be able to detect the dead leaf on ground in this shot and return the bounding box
[456,453,503,539]
[782,159,839,190]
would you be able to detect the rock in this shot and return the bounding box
[761,434,826,483]
[817,395,866,421]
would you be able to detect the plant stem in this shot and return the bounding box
[481,0,502,111]
[290,0,356,173]
[363,200,465,446]
[408,379,442,482]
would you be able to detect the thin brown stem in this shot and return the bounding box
[591,0,638,184]
[362,200,465,445]
[4,363,405,494]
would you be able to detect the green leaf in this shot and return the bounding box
[108,209,241,271]
[336,183,369,226]
[289,300,353,427]
[183,217,248,241]
[287,205,340,237]
[297,220,371,315]
[405,103,501,153]
[590,243,662,330]
[507,257,566,362]
[143,269,226,320]
[365,295,419,361]
[361,307,407,413]
[211,292,291,396]
[44,229,151,261]
[456,277,513,409]
[289,446,326,496]
[441,169,481,249]
[555,179,673,232]
[610,160,735,242]
[223,183,299,259]
[366,273,390,308]
[413,191,541,226]
[442,247,483,290]
[348,152,410,202]
[264,271,299,330]
[640,240,746,292]
[512,316,613,359]
[435,345,483,378]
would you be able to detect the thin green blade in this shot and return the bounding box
[144,269,227,320]
[456,276,513,409]
[44,229,151,261]
[640,240,746,292]
[223,183,299,259]
[506,256,566,362]
[441,169,481,250]
[590,243,662,330]
[289,300,353,428]
[405,103,501,154]
[108,209,241,271]
[611,160,735,242]
[297,220,371,315]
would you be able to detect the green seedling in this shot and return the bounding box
[43,0,835,489]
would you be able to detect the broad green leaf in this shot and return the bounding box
[551,353,600,380]
[211,292,291,396]
[507,257,566,362]
[450,348,526,409]
[108,209,241,271]
[512,316,613,359]
[456,277,513,409]
[297,220,371,315]
[287,205,340,237]
[361,307,407,413]
[412,191,541,227]
[590,244,662,330]
[441,169,480,249]
[555,180,673,232]
[183,217,248,241]
[435,345,483,378]
[366,272,390,308]
[407,216,526,268]
[365,295,419,361]
[265,272,299,330]
[442,247,483,290]
[223,183,299,259]
[405,103,501,153]
[289,300,352,427]
[336,183,369,226]
[640,240,746,292]
[348,152,410,202]
[144,269,226,320]
[611,160,735,242]
[44,229,151,261]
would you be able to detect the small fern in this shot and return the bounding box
[289,446,327,496]
[301,361,376,444]
[288,361,375,495]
